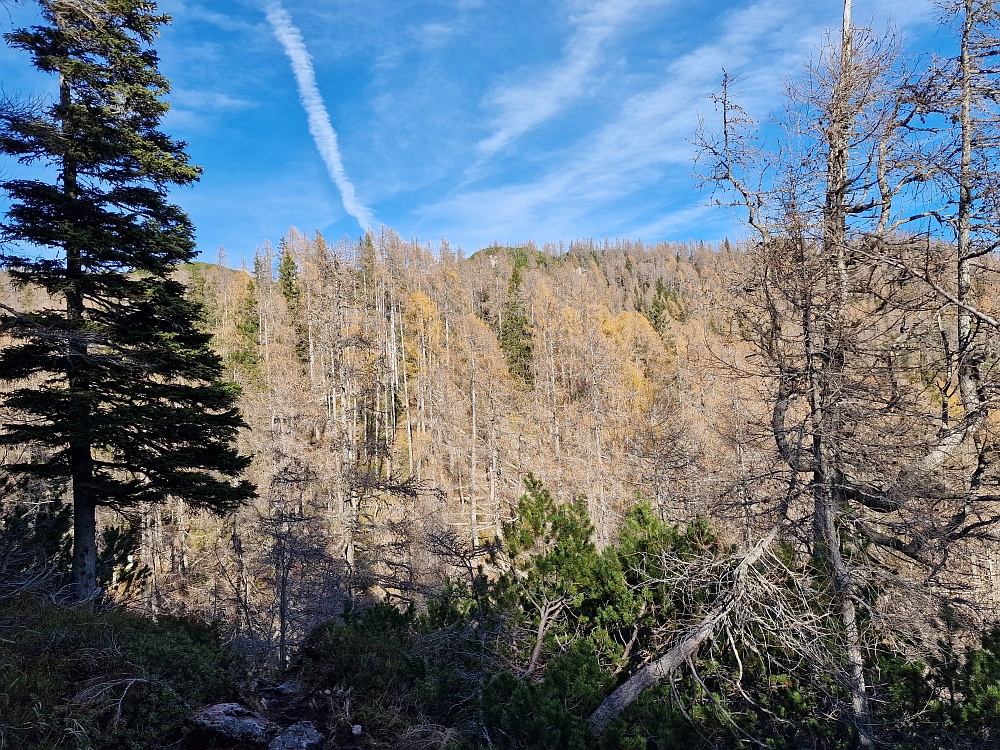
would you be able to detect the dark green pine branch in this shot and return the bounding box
[0,0,256,602]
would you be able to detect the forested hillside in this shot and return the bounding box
[8,230,1000,747]
[170,228,1000,640]
[168,234,748,629]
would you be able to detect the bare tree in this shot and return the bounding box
[591,2,1000,743]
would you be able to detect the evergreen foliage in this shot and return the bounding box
[0,596,245,750]
[228,278,262,384]
[277,242,308,362]
[2,5,1000,748]
[0,0,255,601]
[499,248,534,384]
[291,477,1000,749]
[183,262,219,332]
[637,277,686,334]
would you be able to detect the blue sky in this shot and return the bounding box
[0,0,945,262]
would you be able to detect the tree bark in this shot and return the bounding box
[956,0,981,418]
[59,16,99,603]
[71,458,98,601]
[470,367,479,548]
[816,5,874,743]
[588,524,781,735]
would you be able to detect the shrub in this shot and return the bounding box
[0,596,245,750]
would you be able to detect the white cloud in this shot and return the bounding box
[171,89,254,111]
[419,22,456,50]
[422,0,819,244]
[263,1,374,231]
[163,1,260,33]
[165,89,255,131]
[475,0,671,158]
[851,0,936,30]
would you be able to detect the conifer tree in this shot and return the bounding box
[229,279,262,385]
[277,242,308,362]
[0,0,256,601]
[499,248,534,385]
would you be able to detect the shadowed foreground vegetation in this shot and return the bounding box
[3,479,1000,749]
[0,597,244,749]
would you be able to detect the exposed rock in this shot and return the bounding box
[269,721,324,750]
[194,703,279,744]
[260,679,301,697]
[259,680,305,713]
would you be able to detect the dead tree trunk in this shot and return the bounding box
[588,524,782,735]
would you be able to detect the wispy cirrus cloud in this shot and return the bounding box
[263,1,374,231]
[475,0,671,159]
[143,0,945,257]
[171,89,253,112]
[853,0,936,29]
[163,1,260,33]
[423,0,817,244]
[166,88,255,132]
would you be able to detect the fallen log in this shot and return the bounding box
[588,524,781,735]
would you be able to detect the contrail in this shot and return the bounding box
[263,1,374,231]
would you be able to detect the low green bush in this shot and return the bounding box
[289,478,1000,750]
[0,596,245,750]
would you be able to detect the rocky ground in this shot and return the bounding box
[187,681,369,750]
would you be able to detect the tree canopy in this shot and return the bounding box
[0,0,255,601]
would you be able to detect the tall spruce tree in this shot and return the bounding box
[0,0,256,601]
